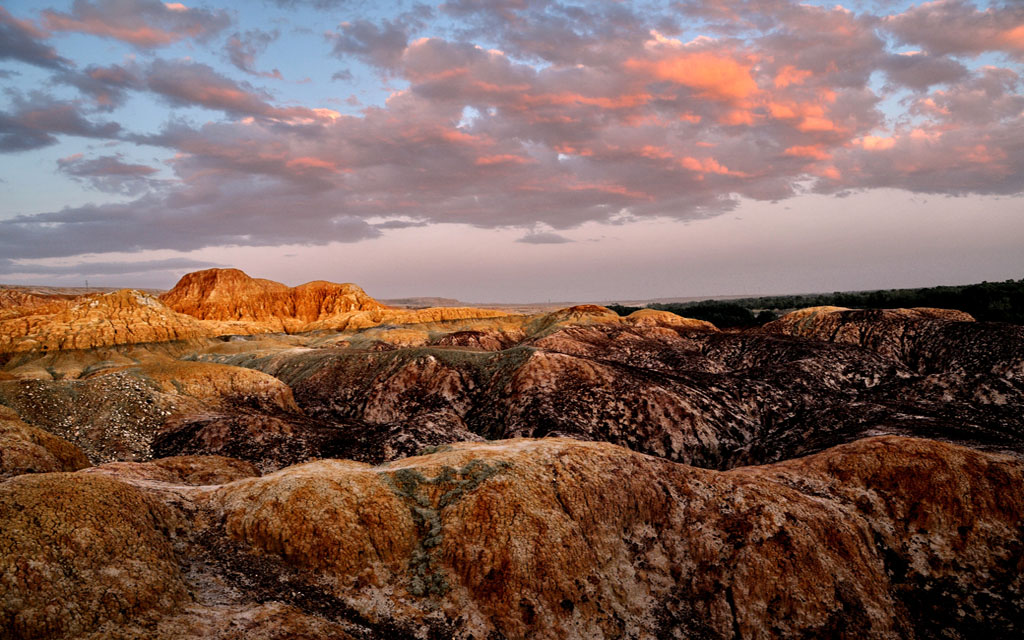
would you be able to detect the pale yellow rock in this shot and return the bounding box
[624,308,717,330]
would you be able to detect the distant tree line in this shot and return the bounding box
[608,278,1024,327]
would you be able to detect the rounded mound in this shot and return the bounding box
[0,472,188,638]
[624,308,718,330]
[87,455,259,485]
[0,406,91,479]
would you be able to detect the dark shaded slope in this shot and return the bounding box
[189,311,1024,468]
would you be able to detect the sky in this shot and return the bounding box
[0,0,1022,302]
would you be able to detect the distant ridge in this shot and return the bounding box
[159,268,385,330]
[382,296,464,309]
[0,268,513,353]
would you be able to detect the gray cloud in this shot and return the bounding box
[330,19,409,68]
[51,58,323,121]
[0,178,382,259]
[57,153,161,195]
[0,257,222,277]
[2,0,1022,263]
[0,6,71,70]
[516,231,573,244]
[142,59,328,121]
[0,92,121,152]
[226,29,283,79]
[42,0,231,48]
[884,0,1024,60]
[145,59,275,116]
[53,63,142,111]
[373,219,429,229]
[881,52,969,92]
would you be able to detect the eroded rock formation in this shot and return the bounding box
[0,290,210,354]
[0,405,90,480]
[159,269,384,329]
[188,306,1024,469]
[1,437,1021,639]
[2,269,1023,638]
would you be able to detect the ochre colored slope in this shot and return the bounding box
[212,436,1024,638]
[0,289,211,353]
[159,268,385,330]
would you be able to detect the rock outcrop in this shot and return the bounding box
[0,290,66,321]
[762,306,975,365]
[191,310,1024,468]
[0,405,90,479]
[0,290,213,354]
[1,288,1023,639]
[0,472,189,639]
[0,270,519,354]
[4,266,1024,639]
[209,436,1017,638]
[159,269,385,329]
[0,359,308,464]
[84,454,258,486]
[624,307,717,330]
[5,436,1015,640]
[9,295,1009,476]
[764,305,1023,376]
[157,269,512,335]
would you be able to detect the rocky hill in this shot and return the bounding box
[159,269,385,330]
[0,289,212,354]
[0,270,515,354]
[1,436,1021,639]
[1,272,1023,638]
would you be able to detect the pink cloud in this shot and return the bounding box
[476,154,532,166]
[0,6,70,69]
[885,0,1024,60]
[4,0,1024,262]
[42,0,229,48]
[784,145,832,160]
[625,52,759,102]
[774,65,813,88]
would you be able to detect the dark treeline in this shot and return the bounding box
[608,279,1024,328]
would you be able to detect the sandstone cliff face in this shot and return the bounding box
[0,270,520,355]
[0,290,67,321]
[159,269,385,330]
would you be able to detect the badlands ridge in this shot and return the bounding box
[1,268,1022,639]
